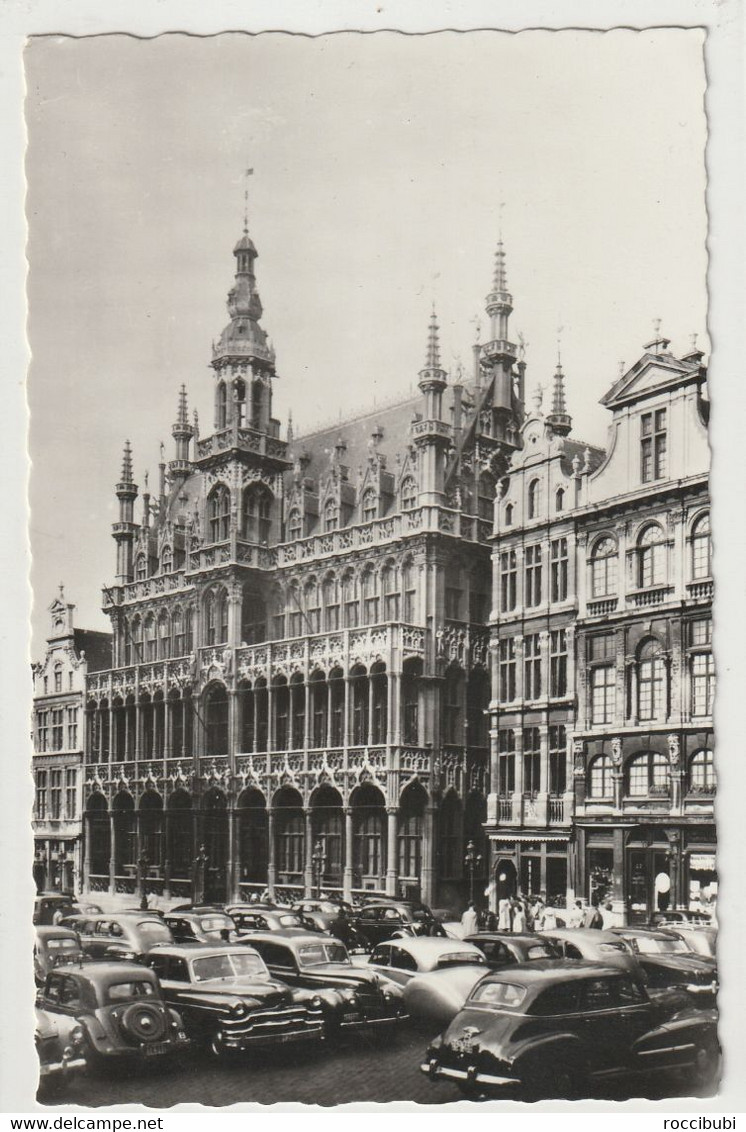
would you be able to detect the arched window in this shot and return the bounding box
[322,574,339,631]
[217,382,228,430]
[626,751,670,798]
[172,608,184,656]
[205,684,229,757]
[362,488,377,523]
[504,503,514,527]
[401,477,417,511]
[208,485,230,543]
[135,553,148,581]
[590,536,618,598]
[398,783,427,880]
[477,473,495,521]
[304,578,321,634]
[161,545,173,574]
[158,612,170,659]
[286,508,302,541]
[361,567,378,625]
[555,487,565,513]
[688,748,716,794]
[588,755,613,799]
[324,498,339,533]
[402,558,417,622]
[243,485,272,544]
[233,378,247,427]
[528,479,540,520]
[144,614,157,661]
[54,663,63,694]
[637,524,666,588]
[691,513,711,579]
[381,561,399,620]
[204,589,228,646]
[341,570,358,628]
[638,638,667,720]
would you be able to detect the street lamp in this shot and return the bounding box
[137,850,150,911]
[464,839,483,905]
[311,839,326,899]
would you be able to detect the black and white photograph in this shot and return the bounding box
[5,5,744,1116]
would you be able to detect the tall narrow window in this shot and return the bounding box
[689,749,715,794]
[36,770,48,818]
[324,499,339,532]
[54,664,63,694]
[401,477,417,511]
[135,554,148,581]
[323,575,340,631]
[49,769,63,819]
[589,634,616,725]
[524,634,542,700]
[638,639,666,720]
[550,537,568,602]
[525,544,542,607]
[443,668,464,745]
[500,549,517,613]
[641,408,667,483]
[217,382,227,430]
[498,729,515,796]
[65,768,77,819]
[637,525,666,588]
[498,638,516,702]
[588,755,612,799]
[287,508,302,541]
[522,727,541,797]
[549,725,566,794]
[243,486,272,544]
[402,559,417,622]
[362,488,377,522]
[341,571,358,628]
[382,563,400,621]
[208,485,230,543]
[161,545,173,574]
[590,536,618,597]
[361,569,378,625]
[37,711,48,752]
[691,652,715,717]
[691,513,711,579]
[527,479,540,520]
[550,629,567,697]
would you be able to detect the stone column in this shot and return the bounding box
[612,827,626,921]
[163,809,171,899]
[304,809,314,896]
[82,815,92,895]
[422,804,436,905]
[227,807,238,902]
[512,727,524,824]
[343,807,354,902]
[267,808,276,898]
[386,807,398,896]
[108,810,117,895]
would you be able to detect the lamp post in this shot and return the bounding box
[137,850,151,911]
[464,839,483,905]
[312,839,326,899]
[57,846,68,894]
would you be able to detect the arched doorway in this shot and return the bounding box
[167,789,193,888]
[204,684,229,757]
[626,825,671,923]
[494,858,517,902]
[139,790,164,875]
[350,783,386,891]
[273,786,304,886]
[398,781,428,896]
[202,788,229,903]
[112,792,136,881]
[310,785,343,889]
[86,793,110,883]
[237,788,268,885]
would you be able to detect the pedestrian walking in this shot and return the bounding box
[540,904,557,931]
[461,901,479,936]
[584,902,603,929]
[497,896,512,931]
[512,899,526,932]
[600,901,616,929]
[567,900,585,929]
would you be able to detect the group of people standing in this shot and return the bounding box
[460,893,617,934]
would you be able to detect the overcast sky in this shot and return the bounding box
[25,29,707,651]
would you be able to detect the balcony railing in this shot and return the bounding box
[687,579,713,600]
[548,796,565,822]
[628,585,675,608]
[586,597,618,617]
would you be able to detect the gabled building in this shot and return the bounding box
[81,217,525,908]
[32,589,111,894]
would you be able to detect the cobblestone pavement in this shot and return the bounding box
[43,1028,719,1110]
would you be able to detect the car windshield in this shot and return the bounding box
[411,908,432,922]
[469,981,527,1010]
[135,921,173,943]
[192,952,268,982]
[598,941,629,953]
[311,902,338,915]
[527,944,554,960]
[637,937,689,955]
[199,916,234,933]
[106,980,157,1003]
[46,938,80,953]
[297,942,350,967]
[436,952,485,969]
[278,914,304,927]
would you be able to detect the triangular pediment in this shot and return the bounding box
[601,352,702,409]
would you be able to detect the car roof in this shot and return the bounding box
[246,930,338,946]
[479,959,626,985]
[465,933,547,945]
[613,926,681,940]
[35,925,80,940]
[542,928,622,943]
[149,943,262,960]
[376,937,482,957]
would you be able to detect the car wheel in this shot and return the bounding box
[523,1062,583,1101]
[691,1039,721,1088]
[456,1080,489,1101]
[37,1073,69,1100]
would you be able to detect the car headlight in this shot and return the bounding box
[311,995,322,1008]
[383,989,393,1001]
[230,1002,248,1018]
[70,1026,84,1046]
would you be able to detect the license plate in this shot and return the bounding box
[452,1038,476,1055]
[143,1043,173,1057]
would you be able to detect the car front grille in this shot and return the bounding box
[222,1003,324,1040]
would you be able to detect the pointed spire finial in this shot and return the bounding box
[59,582,65,601]
[176,384,189,427]
[193,409,200,439]
[243,167,254,235]
[517,331,527,361]
[556,323,564,367]
[144,470,149,491]
[492,237,508,293]
[425,307,441,370]
[287,410,294,444]
[121,440,133,482]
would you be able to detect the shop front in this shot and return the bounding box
[489,834,570,909]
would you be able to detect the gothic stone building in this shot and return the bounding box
[32,590,111,895]
[486,332,714,921]
[81,222,524,908]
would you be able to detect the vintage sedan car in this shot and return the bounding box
[669,925,717,960]
[164,911,240,944]
[650,909,712,928]
[146,943,325,1056]
[353,900,445,946]
[290,901,370,952]
[464,933,559,970]
[366,937,487,987]
[35,1004,87,1096]
[247,930,406,1035]
[228,908,319,935]
[34,926,85,986]
[539,928,639,972]
[65,912,174,962]
[421,960,720,1100]
[612,927,718,1004]
[37,963,190,1068]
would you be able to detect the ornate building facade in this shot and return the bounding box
[32,590,111,894]
[81,219,524,908]
[486,330,714,921]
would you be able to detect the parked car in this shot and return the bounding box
[34,893,77,926]
[163,911,240,944]
[421,960,720,1100]
[247,930,406,1035]
[464,933,559,970]
[145,943,325,1057]
[37,963,190,1068]
[291,901,371,952]
[34,926,85,986]
[365,937,487,988]
[35,1004,87,1096]
[668,925,717,960]
[353,901,445,946]
[539,928,639,973]
[611,927,718,1004]
[650,909,712,928]
[228,908,319,935]
[65,913,174,962]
